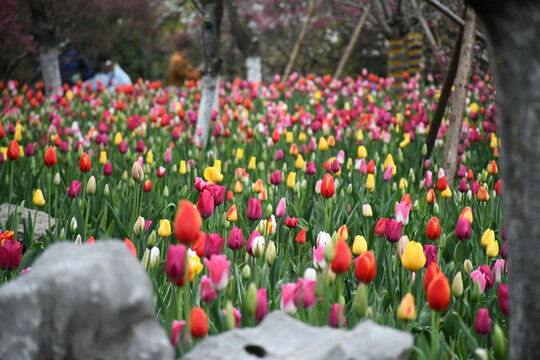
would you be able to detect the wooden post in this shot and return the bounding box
[388,37,405,98]
[283,0,318,81]
[442,7,476,187]
[333,3,371,79]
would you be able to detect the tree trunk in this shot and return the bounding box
[283,0,318,81]
[245,56,262,83]
[224,0,261,82]
[405,32,423,77]
[466,1,540,358]
[388,37,405,98]
[442,7,476,187]
[421,25,463,179]
[39,45,61,95]
[195,0,223,149]
[333,3,371,80]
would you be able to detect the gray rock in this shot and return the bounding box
[0,240,174,360]
[182,311,413,360]
[0,203,55,242]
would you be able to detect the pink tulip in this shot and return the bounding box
[498,284,509,315]
[171,320,186,347]
[281,283,298,314]
[383,164,393,180]
[164,148,172,163]
[0,239,22,270]
[424,171,433,187]
[479,264,494,290]
[246,197,262,221]
[200,275,217,303]
[294,277,316,308]
[285,216,298,228]
[458,178,468,193]
[67,181,82,198]
[165,244,187,287]
[209,185,226,206]
[197,189,215,218]
[222,307,241,328]
[474,308,491,335]
[395,201,412,225]
[329,303,346,328]
[204,233,224,257]
[470,269,487,293]
[385,219,402,243]
[312,245,326,270]
[227,227,244,250]
[204,254,231,291]
[256,288,268,322]
[359,158,367,174]
[455,217,471,240]
[270,170,282,185]
[276,198,286,217]
[306,161,317,175]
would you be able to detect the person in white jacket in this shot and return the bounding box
[88,52,132,92]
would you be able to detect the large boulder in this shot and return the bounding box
[0,240,174,360]
[182,311,413,360]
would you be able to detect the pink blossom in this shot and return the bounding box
[204,254,231,291]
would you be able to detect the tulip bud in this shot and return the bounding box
[242,265,251,280]
[493,323,508,357]
[472,280,483,301]
[421,143,428,156]
[353,283,368,317]
[53,172,61,186]
[463,259,473,274]
[225,301,236,330]
[433,202,439,215]
[142,248,150,270]
[252,236,265,257]
[133,216,145,236]
[265,204,273,219]
[439,234,446,249]
[246,283,258,316]
[408,168,415,184]
[452,272,463,297]
[324,240,335,263]
[70,217,78,232]
[104,184,110,196]
[77,145,84,157]
[132,161,144,182]
[59,228,66,239]
[129,178,136,188]
[149,246,160,269]
[75,234,82,245]
[163,185,169,198]
[474,349,488,360]
[146,230,157,248]
[86,175,96,195]
[17,201,25,215]
[347,183,353,194]
[265,240,277,265]
[365,306,374,319]
[303,267,317,281]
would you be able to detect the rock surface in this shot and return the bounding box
[0,203,55,242]
[0,240,174,360]
[182,311,413,360]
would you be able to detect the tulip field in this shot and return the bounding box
[0,72,507,359]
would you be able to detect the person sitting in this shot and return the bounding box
[87,52,132,92]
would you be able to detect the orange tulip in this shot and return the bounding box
[190,306,209,338]
[354,251,376,283]
[423,262,441,291]
[174,200,202,245]
[426,217,441,240]
[7,139,19,160]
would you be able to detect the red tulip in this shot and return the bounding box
[435,176,447,191]
[79,152,91,172]
[423,262,441,291]
[44,146,57,167]
[426,217,441,240]
[320,173,335,198]
[7,139,19,160]
[143,179,152,192]
[0,232,22,270]
[190,307,209,338]
[427,272,450,311]
[285,216,298,228]
[165,244,187,287]
[354,251,376,283]
[174,200,202,245]
[331,240,352,274]
[295,228,306,244]
[374,218,388,237]
[197,188,215,218]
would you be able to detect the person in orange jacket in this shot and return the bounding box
[168,50,202,86]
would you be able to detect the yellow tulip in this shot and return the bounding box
[32,189,46,207]
[366,174,375,192]
[236,148,244,160]
[346,158,352,171]
[158,219,171,237]
[248,156,256,170]
[384,154,395,170]
[399,178,408,190]
[179,160,187,174]
[481,229,495,247]
[295,154,305,169]
[397,293,416,321]
[146,151,154,165]
[441,186,452,198]
[352,235,367,255]
[318,137,328,151]
[286,132,293,144]
[188,255,203,282]
[234,180,243,193]
[298,132,307,142]
[487,239,499,258]
[114,132,123,146]
[469,103,479,113]
[399,133,411,149]
[204,166,224,183]
[19,145,24,158]
[0,147,7,160]
[490,133,498,149]
[287,172,296,188]
[227,204,238,222]
[356,130,364,142]
[213,159,222,172]
[253,179,264,193]
[357,145,367,159]
[99,151,107,165]
[401,241,426,271]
